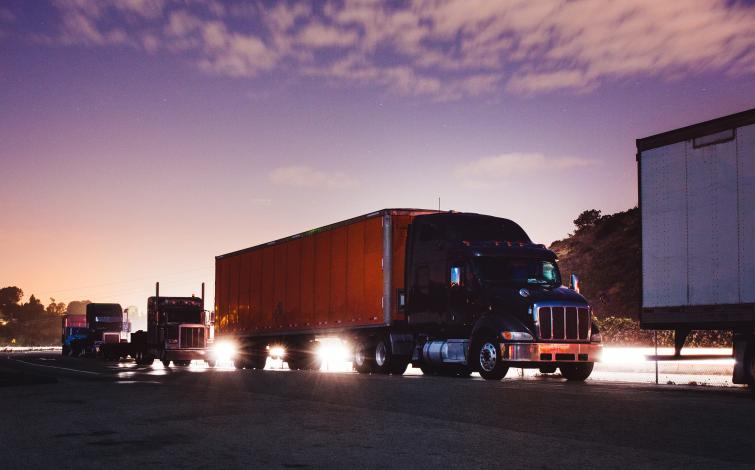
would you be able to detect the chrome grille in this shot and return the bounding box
[538,306,590,341]
[103,332,120,344]
[180,327,205,349]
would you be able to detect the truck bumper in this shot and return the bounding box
[164,349,207,361]
[502,342,602,363]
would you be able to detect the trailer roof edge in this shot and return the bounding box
[215,208,441,260]
[636,107,755,154]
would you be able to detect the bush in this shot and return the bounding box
[596,316,731,348]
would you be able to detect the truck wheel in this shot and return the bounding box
[559,362,594,381]
[286,352,303,371]
[206,360,216,368]
[353,342,374,374]
[161,359,171,367]
[233,356,247,369]
[390,359,409,375]
[62,345,69,356]
[419,364,437,376]
[175,360,191,367]
[372,337,392,374]
[473,337,509,381]
[250,352,268,370]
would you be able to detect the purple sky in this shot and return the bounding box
[1,0,754,322]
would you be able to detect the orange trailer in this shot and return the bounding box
[215,209,436,340]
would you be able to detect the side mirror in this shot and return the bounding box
[570,273,580,293]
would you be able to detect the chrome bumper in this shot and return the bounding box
[501,342,602,363]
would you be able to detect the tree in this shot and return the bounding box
[574,209,602,231]
[46,298,66,316]
[0,286,23,321]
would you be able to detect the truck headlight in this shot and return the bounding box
[502,331,533,341]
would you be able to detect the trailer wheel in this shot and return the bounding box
[206,360,216,368]
[161,359,171,367]
[233,357,247,369]
[353,342,374,374]
[473,336,508,381]
[372,338,392,374]
[559,362,594,381]
[250,352,268,370]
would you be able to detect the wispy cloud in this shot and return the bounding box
[268,165,358,190]
[28,0,755,99]
[454,153,595,189]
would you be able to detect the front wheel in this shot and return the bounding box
[473,337,509,381]
[559,362,594,381]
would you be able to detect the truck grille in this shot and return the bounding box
[180,327,205,349]
[538,306,590,341]
[103,332,120,344]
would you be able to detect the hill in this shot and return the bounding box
[549,207,641,320]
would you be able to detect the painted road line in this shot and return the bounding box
[13,359,102,375]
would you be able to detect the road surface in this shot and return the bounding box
[1,351,753,469]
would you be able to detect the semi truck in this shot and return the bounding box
[61,313,88,356]
[215,209,602,380]
[64,303,129,357]
[637,107,755,386]
[107,283,214,367]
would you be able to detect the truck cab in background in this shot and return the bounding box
[130,283,213,367]
[61,314,88,356]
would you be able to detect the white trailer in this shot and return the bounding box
[637,108,755,386]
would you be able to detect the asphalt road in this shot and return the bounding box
[1,352,754,469]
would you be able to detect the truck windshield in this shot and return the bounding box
[473,257,561,287]
[165,308,202,324]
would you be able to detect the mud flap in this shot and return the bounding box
[732,335,754,385]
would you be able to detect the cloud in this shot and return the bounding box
[454,153,594,189]
[30,0,755,99]
[268,166,358,190]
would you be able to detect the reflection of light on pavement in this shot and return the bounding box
[601,347,734,365]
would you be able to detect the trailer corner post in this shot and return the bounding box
[383,213,392,325]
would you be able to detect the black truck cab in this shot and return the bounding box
[405,213,601,380]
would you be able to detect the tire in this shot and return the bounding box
[175,360,191,367]
[62,345,70,356]
[161,359,171,367]
[559,362,594,381]
[372,337,392,374]
[206,360,216,368]
[286,352,304,371]
[249,352,267,370]
[233,356,247,369]
[353,341,374,374]
[473,337,509,381]
[419,364,437,376]
[390,359,409,375]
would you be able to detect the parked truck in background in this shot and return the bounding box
[637,107,755,386]
[122,283,214,367]
[61,313,88,356]
[215,209,602,380]
[65,303,129,357]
